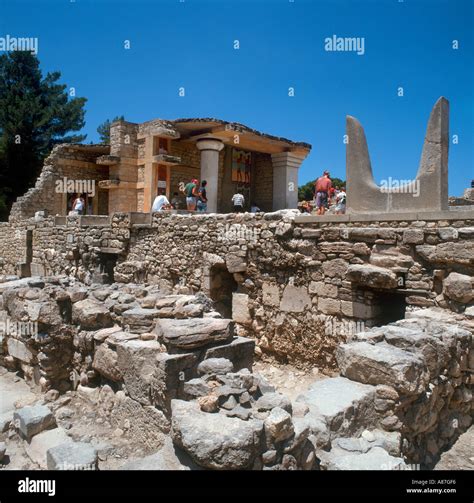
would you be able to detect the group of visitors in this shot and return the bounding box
[151,176,262,214]
[300,171,346,215]
[183,178,208,212]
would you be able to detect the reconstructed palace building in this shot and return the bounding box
[10,118,311,220]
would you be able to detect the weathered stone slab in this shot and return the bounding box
[171,399,263,469]
[72,299,112,329]
[319,446,407,470]
[92,343,122,382]
[155,318,233,350]
[262,283,280,307]
[347,264,397,289]
[13,404,56,440]
[296,377,377,439]
[122,307,160,333]
[280,285,311,313]
[336,341,429,395]
[225,253,247,273]
[255,392,292,413]
[151,352,198,413]
[232,293,251,325]
[7,338,35,363]
[47,441,98,470]
[443,272,473,304]
[204,336,254,371]
[197,358,233,376]
[116,339,163,405]
[416,241,474,266]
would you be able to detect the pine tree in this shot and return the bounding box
[0,51,87,220]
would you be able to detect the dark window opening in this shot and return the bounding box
[209,265,238,318]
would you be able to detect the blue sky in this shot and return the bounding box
[1,0,473,195]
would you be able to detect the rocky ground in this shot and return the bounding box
[0,359,328,471]
[253,361,328,402]
[2,360,473,471]
[434,426,474,470]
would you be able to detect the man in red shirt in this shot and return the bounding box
[314,170,332,215]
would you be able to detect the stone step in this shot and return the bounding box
[154,318,233,351]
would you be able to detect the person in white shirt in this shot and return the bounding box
[151,189,170,212]
[232,192,245,212]
[335,187,347,215]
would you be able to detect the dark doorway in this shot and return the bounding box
[372,291,407,326]
[209,264,238,318]
[95,253,118,284]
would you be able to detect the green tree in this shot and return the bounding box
[298,177,346,201]
[0,51,87,220]
[97,115,124,144]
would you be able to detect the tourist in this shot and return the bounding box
[151,188,170,212]
[71,193,85,215]
[314,170,332,215]
[197,180,208,212]
[335,187,347,214]
[250,202,261,213]
[182,178,199,211]
[171,192,181,210]
[231,191,245,212]
[300,200,311,214]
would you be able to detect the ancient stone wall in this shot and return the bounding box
[2,211,473,369]
[0,223,27,275]
[8,145,110,222]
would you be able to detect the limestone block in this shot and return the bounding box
[262,283,280,306]
[319,446,406,471]
[322,259,349,278]
[336,341,429,395]
[280,285,311,313]
[7,338,35,363]
[225,253,247,274]
[438,228,458,241]
[47,442,98,470]
[72,299,112,330]
[309,281,338,298]
[204,336,255,371]
[341,300,374,319]
[443,272,473,304]
[155,318,233,351]
[197,358,233,376]
[264,407,294,443]
[92,343,122,382]
[25,427,71,469]
[296,377,377,439]
[347,264,398,289]
[402,229,425,244]
[171,399,263,470]
[122,307,160,333]
[318,297,341,315]
[14,404,56,441]
[232,293,251,325]
[415,241,474,266]
[116,339,163,405]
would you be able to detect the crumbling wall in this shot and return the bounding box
[8,144,110,222]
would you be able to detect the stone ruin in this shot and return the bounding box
[0,269,472,470]
[0,97,472,472]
